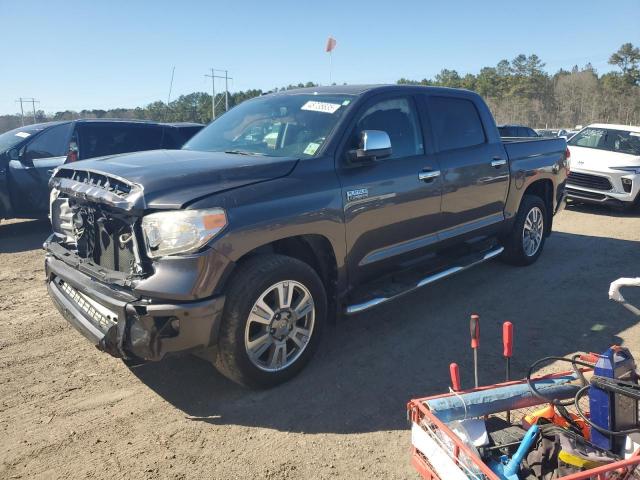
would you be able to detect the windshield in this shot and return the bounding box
[568,127,640,156]
[0,124,46,152]
[183,93,354,158]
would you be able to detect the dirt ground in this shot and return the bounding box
[1,204,639,480]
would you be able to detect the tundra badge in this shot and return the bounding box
[346,188,369,202]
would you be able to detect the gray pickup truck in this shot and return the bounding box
[45,85,568,388]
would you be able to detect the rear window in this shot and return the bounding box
[568,127,640,156]
[77,124,164,159]
[429,97,485,151]
[498,126,518,137]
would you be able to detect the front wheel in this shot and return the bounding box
[214,254,326,388]
[501,194,547,266]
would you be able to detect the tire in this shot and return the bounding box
[213,254,327,388]
[501,194,547,266]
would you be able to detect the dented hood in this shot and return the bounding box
[54,149,299,210]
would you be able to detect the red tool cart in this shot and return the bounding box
[408,371,640,480]
[408,277,640,480]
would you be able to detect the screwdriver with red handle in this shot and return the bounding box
[503,321,514,422]
[470,314,480,388]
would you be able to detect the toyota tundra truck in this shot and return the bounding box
[45,85,568,388]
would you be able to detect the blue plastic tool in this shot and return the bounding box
[489,424,539,480]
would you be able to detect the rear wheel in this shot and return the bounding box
[501,194,547,266]
[214,254,326,388]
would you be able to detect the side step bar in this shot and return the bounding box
[345,246,504,315]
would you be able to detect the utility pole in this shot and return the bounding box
[16,98,25,126]
[204,69,233,121]
[15,98,40,125]
[224,70,229,111]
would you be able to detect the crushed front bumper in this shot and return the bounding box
[46,255,225,361]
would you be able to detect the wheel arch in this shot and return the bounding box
[232,234,340,322]
[522,179,554,235]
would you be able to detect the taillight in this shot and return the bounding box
[66,150,78,163]
[66,141,78,163]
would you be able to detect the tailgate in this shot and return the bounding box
[502,137,567,163]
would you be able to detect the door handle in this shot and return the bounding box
[418,170,441,182]
[491,158,507,168]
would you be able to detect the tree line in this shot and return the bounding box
[1,44,639,134]
[399,43,640,128]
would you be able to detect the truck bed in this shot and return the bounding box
[503,136,567,161]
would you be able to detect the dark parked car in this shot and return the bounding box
[45,85,568,388]
[498,124,540,138]
[0,120,203,220]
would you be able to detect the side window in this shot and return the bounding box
[24,123,72,161]
[352,97,423,159]
[428,97,485,151]
[78,124,164,159]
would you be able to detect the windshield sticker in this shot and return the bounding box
[342,99,351,106]
[15,132,31,138]
[630,132,640,137]
[301,101,341,114]
[304,142,320,155]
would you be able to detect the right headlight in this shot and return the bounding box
[141,208,227,258]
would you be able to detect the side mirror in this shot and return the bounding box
[350,130,392,162]
[7,148,19,161]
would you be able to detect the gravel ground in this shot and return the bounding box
[1,204,639,480]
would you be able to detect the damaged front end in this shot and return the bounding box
[49,196,149,287]
[45,167,226,362]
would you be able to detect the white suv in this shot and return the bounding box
[566,123,640,209]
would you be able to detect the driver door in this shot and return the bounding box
[336,95,443,287]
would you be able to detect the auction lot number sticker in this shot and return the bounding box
[301,101,342,114]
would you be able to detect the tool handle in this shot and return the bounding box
[502,321,513,358]
[505,424,539,475]
[449,363,461,391]
[470,314,480,349]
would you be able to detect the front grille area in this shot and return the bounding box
[566,187,606,200]
[60,280,117,330]
[74,207,137,273]
[567,172,612,191]
[55,169,132,198]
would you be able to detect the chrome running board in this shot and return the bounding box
[345,246,504,315]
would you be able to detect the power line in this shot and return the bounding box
[15,97,40,126]
[204,69,233,121]
[164,66,175,121]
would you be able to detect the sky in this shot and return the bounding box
[1,0,639,115]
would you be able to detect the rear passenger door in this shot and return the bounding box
[424,95,509,236]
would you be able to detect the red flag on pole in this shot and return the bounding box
[325,36,337,53]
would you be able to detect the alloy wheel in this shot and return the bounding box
[522,206,544,257]
[244,280,315,372]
